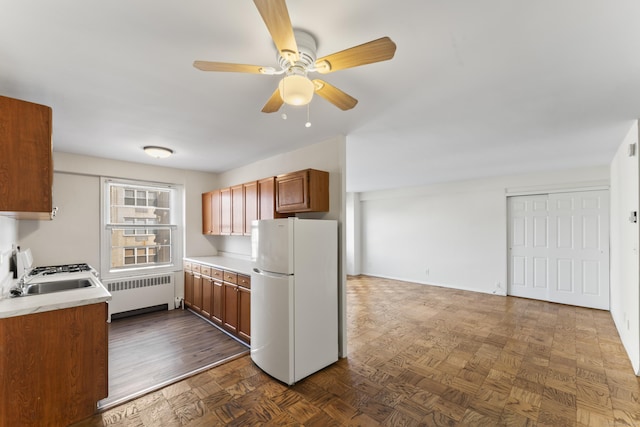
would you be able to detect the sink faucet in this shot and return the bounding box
[10,272,33,297]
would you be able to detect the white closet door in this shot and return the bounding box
[508,195,551,301]
[508,190,610,310]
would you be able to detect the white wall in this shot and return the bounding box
[0,217,17,297]
[16,152,219,298]
[356,166,609,295]
[345,192,361,275]
[610,121,640,374]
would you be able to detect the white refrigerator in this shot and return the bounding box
[250,218,338,385]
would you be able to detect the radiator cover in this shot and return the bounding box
[104,273,175,322]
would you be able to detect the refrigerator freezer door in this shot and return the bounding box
[250,268,295,385]
[253,219,294,274]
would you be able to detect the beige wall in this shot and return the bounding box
[16,152,219,298]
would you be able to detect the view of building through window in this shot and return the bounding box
[108,184,173,269]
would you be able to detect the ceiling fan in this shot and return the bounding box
[193,0,397,113]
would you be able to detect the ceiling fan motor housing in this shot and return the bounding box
[277,30,317,73]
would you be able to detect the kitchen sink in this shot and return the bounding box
[24,278,96,295]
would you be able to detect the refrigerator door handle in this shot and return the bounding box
[253,267,292,279]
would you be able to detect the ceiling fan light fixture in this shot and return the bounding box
[143,146,173,158]
[279,74,314,106]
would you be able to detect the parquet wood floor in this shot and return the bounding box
[74,275,640,426]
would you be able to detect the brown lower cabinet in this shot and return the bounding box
[212,278,223,325]
[202,275,213,318]
[238,285,251,342]
[184,266,193,305]
[0,303,108,427]
[192,273,203,312]
[223,281,238,334]
[183,261,250,344]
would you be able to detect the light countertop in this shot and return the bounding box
[184,256,253,275]
[0,272,111,319]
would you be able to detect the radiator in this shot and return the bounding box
[104,273,175,322]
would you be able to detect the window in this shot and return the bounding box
[101,178,183,277]
[122,217,157,236]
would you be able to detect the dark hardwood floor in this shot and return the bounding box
[98,308,249,410]
[74,275,640,426]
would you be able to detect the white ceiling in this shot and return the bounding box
[2,1,639,192]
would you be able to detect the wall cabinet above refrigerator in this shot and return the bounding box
[275,169,329,214]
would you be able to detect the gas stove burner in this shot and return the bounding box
[29,263,92,276]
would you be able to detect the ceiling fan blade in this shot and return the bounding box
[193,61,268,74]
[315,37,397,74]
[313,80,358,111]
[261,88,284,113]
[253,0,299,65]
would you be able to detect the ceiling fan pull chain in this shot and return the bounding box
[305,103,311,128]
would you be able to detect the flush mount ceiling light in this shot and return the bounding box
[143,146,173,158]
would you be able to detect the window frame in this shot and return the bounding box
[100,177,183,279]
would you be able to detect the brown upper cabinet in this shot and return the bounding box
[220,187,231,235]
[202,192,212,234]
[231,184,244,235]
[202,169,329,236]
[210,190,220,235]
[276,169,329,214]
[0,95,53,219]
[243,181,258,235]
[202,190,221,235]
[257,176,285,221]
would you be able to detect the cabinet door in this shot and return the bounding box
[257,176,284,220]
[276,170,308,212]
[202,192,212,235]
[0,303,108,426]
[244,181,257,235]
[220,188,231,235]
[202,190,221,235]
[184,270,194,307]
[211,279,223,326]
[210,189,220,235]
[0,95,53,219]
[202,276,213,318]
[193,274,203,312]
[238,286,251,344]
[276,169,329,213]
[231,184,244,235]
[223,282,238,334]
